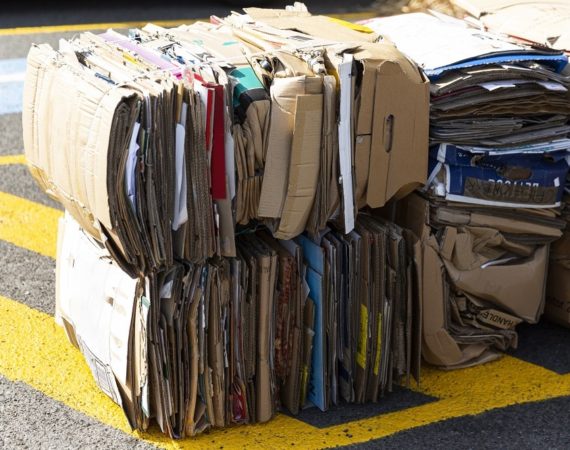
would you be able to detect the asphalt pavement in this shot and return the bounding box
[1,2,570,449]
[0,0,375,28]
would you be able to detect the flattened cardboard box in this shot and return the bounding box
[398,194,499,368]
[56,213,145,428]
[454,0,570,53]
[429,145,569,209]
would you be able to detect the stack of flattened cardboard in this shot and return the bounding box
[452,0,570,328]
[362,12,570,368]
[24,5,428,437]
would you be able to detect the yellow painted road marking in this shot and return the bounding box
[0,193,568,447]
[2,291,570,449]
[0,154,26,165]
[0,12,376,36]
[0,191,61,258]
[324,359,570,445]
[0,19,199,36]
[2,10,569,449]
[0,293,315,449]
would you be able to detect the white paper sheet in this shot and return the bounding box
[360,13,524,71]
[172,119,188,230]
[125,121,140,213]
[338,53,355,233]
[479,79,568,92]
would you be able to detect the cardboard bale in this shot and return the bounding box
[25,5,432,436]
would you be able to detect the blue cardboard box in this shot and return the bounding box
[429,144,570,208]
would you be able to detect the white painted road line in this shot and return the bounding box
[0,58,26,115]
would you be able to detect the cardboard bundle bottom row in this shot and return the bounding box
[56,211,421,437]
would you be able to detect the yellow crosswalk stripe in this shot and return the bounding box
[1,290,570,449]
[325,359,570,444]
[0,20,197,36]
[0,191,61,258]
[0,154,26,165]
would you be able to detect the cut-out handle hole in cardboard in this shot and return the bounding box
[384,114,394,153]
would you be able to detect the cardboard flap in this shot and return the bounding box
[439,227,457,262]
[395,193,431,241]
[445,245,549,323]
[367,60,429,208]
[275,93,323,239]
[422,241,464,366]
[550,217,570,259]
[353,42,426,138]
[258,76,307,219]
